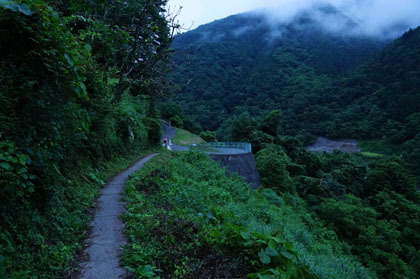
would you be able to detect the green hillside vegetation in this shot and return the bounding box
[170,10,386,132]
[0,0,172,277]
[254,139,420,279]
[121,137,420,279]
[171,128,206,146]
[166,8,420,278]
[359,140,405,156]
[169,12,420,180]
[122,151,373,279]
[2,1,420,278]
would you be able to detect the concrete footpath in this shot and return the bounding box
[76,154,157,279]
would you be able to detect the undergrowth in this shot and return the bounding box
[0,148,158,278]
[121,151,374,279]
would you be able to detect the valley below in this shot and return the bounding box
[1,1,420,279]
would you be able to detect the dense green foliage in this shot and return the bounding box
[199,130,217,142]
[170,10,420,178]
[254,139,420,279]
[122,152,373,279]
[0,0,173,277]
[166,11,420,276]
[159,102,202,134]
[2,1,420,278]
[170,10,385,133]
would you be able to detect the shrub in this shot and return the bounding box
[256,145,294,193]
[122,152,372,279]
[144,117,162,145]
[170,115,184,128]
[199,131,216,142]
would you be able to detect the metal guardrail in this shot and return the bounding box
[194,142,252,153]
[207,142,252,152]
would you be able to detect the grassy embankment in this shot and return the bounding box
[120,151,373,279]
[171,128,206,146]
[359,139,405,158]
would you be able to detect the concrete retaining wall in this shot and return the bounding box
[210,152,261,189]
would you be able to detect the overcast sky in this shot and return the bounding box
[166,0,420,36]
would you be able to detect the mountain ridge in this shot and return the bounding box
[169,11,420,175]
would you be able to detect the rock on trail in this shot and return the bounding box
[76,154,157,279]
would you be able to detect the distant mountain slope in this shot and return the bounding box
[328,27,420,140]
[170,6,387,131]
[353,28,420,120]
[173,5,385,75]
[170,8,420,177]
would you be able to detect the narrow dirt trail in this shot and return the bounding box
[76,154,157,279]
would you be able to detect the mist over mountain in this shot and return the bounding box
[252,0,417,38]
[172,3,390,77]
[174,3,388,46]
[169,7,420,178]
[170,0,420,38]
[170,6,388,131]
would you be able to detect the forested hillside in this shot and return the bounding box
[170,6,387,132]
[169,8,420,180]
[2,1,420,278]
[0,0,172,277]
[161,6,420,279]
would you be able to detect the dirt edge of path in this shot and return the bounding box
[68,153,158,279]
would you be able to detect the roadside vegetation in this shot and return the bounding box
[0,0,172,277]
[171,128,206,146]
[122,136,420,279]
[122,151,372,279]
[2,1,420,278]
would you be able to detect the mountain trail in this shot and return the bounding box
[74,154,157,279]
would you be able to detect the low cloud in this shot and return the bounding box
[255,0,420,38]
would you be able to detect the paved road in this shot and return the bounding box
[161,124,249,154]
[161,124,189,151]
[76,154,157,279]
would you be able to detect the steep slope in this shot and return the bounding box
[170,5,387,131]
[336,27,420,129]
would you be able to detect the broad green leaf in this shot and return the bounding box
[280,248,295,260]
[51,11,59,20]
[0,162,10,170]
[284,241,294,251]
[268,239,277,249]
[84,43,92,52]
[258,249,271,265]
[257,275,272,279]
[265,247,279,257]
[0,0,33,16]
[240,231,251,240]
